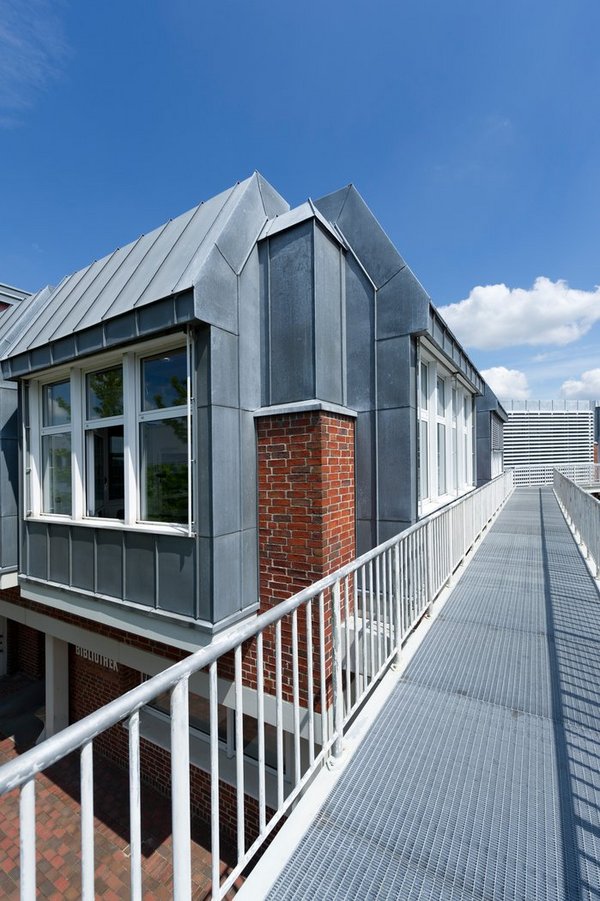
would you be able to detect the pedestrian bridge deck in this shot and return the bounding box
[257,488,600,900]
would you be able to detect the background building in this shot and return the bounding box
[503,399,594,472]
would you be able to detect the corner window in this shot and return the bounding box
[29,337,193,533]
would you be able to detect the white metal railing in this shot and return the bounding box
[512,462,600,487]
[554,470,600,576]
[0,470,514,900]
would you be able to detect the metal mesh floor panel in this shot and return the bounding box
[265,489,600,900]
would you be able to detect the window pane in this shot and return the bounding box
[140,418,188,523]
[43,381,71,427]
[437,377,445,417]
[87,366,123,419]
[42,433,71,514]
[142,348,187,411]
[437,423,446,494]
[419,419,428,500]
[420,363,428,409]
[149,689,228,742]
[86,425,124,519]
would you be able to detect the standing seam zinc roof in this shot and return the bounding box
[3,173,289,361]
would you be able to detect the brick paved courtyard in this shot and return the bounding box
[0,675,242,900]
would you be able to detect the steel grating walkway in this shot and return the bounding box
[266,488,600,900]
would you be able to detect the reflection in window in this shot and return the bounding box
[43,381,71,427]
[86,366,123,419]
[149,689,229,742]
[142,349,187,411]
[42,433,72,514]
[87,425,125,518]
[140,418,188,523]
[437,423,446,494]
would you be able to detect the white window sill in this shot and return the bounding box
[24,514,195,538]
[419,484,475,518]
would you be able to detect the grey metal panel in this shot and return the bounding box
[1,515,17,569]
[76,326,104,356]
[104,313,137,344]
[355,412,375,522]
[51,335,76,363]
[345,255,374,414]
[213,531,241,620]
[210,327,239,408]
[377,266,429,340]
[238,248,261,411]
[378,519,410,542]
[96,531,124,599]
[124,532,156,606]
[136,296,179,335]
[29,346,53,371]
[195,328,210,410]
[197,535,212,622]
[0,438,18,516]
[27,522,47,580]
[70,528,95,593]
[193,244,239,334]
[195,405,211,537]
[314,225,343,405]
[241,527,258,609]
[240,410,257,531]
[211,405,241,537]
[268,221,315,404]
[311,185,351,225]
[317,185,405,289]
[256,172,290,219]
[216,174,267,275]
[48,524,69,584]
[376,335,415,410]
[356,518,376,557]
[377,406,416,523]
[157,535,195,616]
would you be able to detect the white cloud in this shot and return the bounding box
[560,369,600,400]
[481,366,530,401]
[0,0,68,125]
[439,277,600,350]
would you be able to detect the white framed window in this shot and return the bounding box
[418,345,475,513]
[27,333,194,535]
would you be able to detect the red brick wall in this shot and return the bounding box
[249,410,356,707]
[6,618,45,680]
[257,411,355,602]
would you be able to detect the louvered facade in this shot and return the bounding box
[504,400,594,468]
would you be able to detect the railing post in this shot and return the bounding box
[394,543,402,666]
[332,580,344,758]
[171,677,191,901]
[425,520,433,614]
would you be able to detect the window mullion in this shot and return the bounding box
[29,382,41,517]
[123,353,137,526]
[71,368,84,520]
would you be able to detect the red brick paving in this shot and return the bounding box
[0,676,243,900]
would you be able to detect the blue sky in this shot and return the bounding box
[1,0,599,399]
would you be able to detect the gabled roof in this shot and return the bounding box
[2,173,288,376]
[0,283,30,306]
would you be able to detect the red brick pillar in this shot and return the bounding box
[257,410,356,608]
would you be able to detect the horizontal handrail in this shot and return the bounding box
[554,469,600,577]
